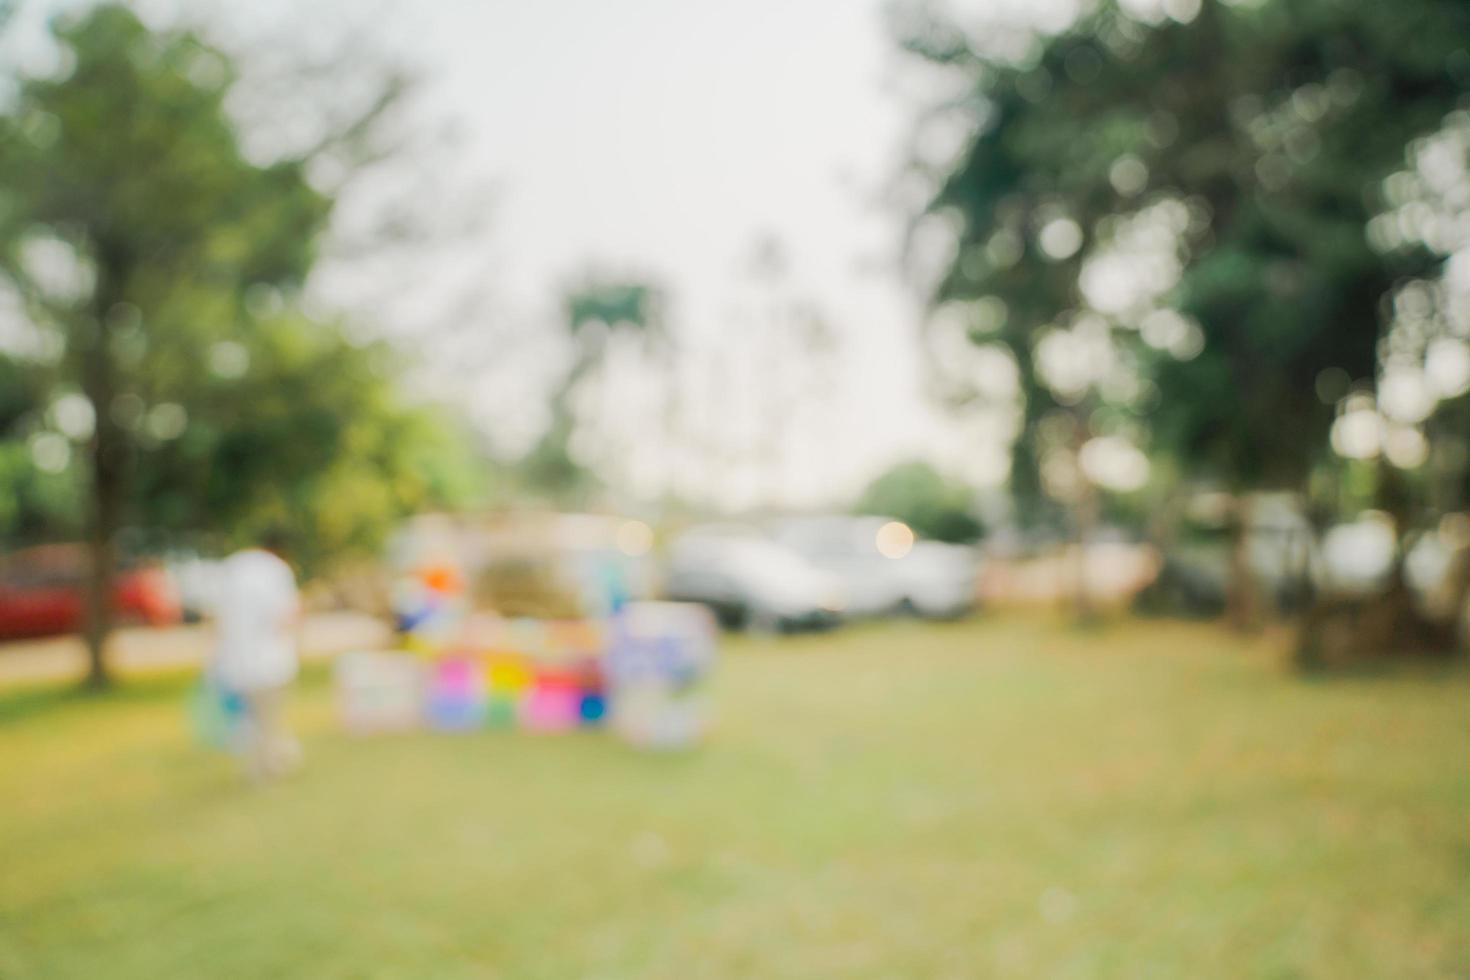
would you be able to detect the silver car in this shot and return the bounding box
[772,515,979,619]
[664,527,846,632]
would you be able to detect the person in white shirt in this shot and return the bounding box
[211,530,302,781]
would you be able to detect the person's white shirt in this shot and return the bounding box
[212,548,300,692]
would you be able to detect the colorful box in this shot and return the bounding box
[349,575,714,747]
[335,651,426,734]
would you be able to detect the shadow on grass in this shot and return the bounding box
[0,670,196,726]
[0,661,336,727]
[1293,652,1470,685]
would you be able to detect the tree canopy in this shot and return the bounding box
[0,5,484,683]
[900,0,1470,511]
[856,460,984,544]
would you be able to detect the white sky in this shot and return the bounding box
[8,0,1027,508]
[385,0,955,507]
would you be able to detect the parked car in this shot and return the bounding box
[0,544,182,639]
[664,526,846,632]
[771,515,979,619]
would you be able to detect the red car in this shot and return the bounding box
[0,545,182,639]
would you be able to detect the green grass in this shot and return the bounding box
[2,616,1469,979]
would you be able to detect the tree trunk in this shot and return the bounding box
[1294,461,1458,668]
[1225,493,1259,631]
[1072,476,1099,625]
[82,463,120,690]
[1437,542,1470,651]
[80,254,128,690]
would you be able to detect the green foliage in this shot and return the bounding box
[856,460,983,543]
[0,4,484,577]
[519,412,600,505]
[127,315,487,574]
[901,0,1470,503]
[0,441,85,543]
[0,6,331,310]
[564,280,663,341]
[524,277,667,503]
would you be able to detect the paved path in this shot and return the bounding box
[0,611,392,689]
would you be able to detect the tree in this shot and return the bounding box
[125,313,485,573]
[0,6,432,685]
[524,277,666,505]
[898,0,1470,627]
[856,460,983,544]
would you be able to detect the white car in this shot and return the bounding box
[772,515,979,619]
[664,527,846,632]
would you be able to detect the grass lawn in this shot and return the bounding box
[2,615,1468,979]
